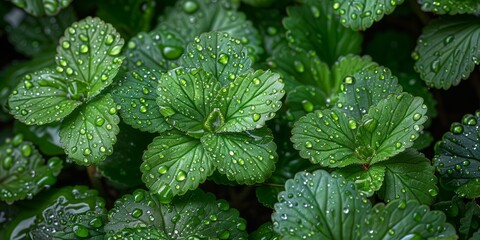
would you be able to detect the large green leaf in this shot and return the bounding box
[434,111,480,198]
[283,0,363,65]
[201,127,277,184]
[378,149,438,205]
[214,70,284,132]
[112,68,170,133]
[9,69,82,125]
[157,68,221,135]
[335,164,386,197]
[59,94,120,165]
[0,134,62,204]
[413,16,480,89]
[105,189,248,239]
[418,0,480,15]
[272,170,371,239]
[9,0,72,16]
[56,17,125,99]
[332,0,404,31]
[53,211,106,239]
[141,130,213,203]
[123,29,184,71]
[181,32,252,85]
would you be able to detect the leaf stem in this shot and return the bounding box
[86,166,105,196]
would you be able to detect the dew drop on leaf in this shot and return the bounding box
[218,53,229,65]
[450,123,463,134]
[131,208,143,218]
[294,60,305,73]
[176,170,187,181]
[305,141,313,149]
[80,44,89,53]
[252,113,261,122]
[302,100,314,112]
[413,113,422,121]
[183,0,199,13]
[157,165,168,174]
[73,224,89,238]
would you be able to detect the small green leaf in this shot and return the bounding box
[201,127,277,185]
[215,70,284,132]
[272,170,371,239]
[418,0,480,15]
[433,111,480,198]
[124,30,184,71]
[285,85,328,121]
[398,73,437,127]
[181,32,252,85]
[331,55,377,92]
[9,69,82,125]
[283,0,363,65]
[59,94,120,165]
[112,68,170,133]
[105,189,248,239]
[250,222,279,240]
[0,134,62,203]
[157,68,221,135]
[56,17,125,99]
[9,0,72,16]
[141,130,213,203]
[378,149,438,205]
[332,0,404,31]
[291,109,360,168]
[413,16,480,89]
[335,164,386,197]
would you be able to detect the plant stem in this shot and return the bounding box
[86,166,105,196]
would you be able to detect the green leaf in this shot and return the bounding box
[361,200,456,239]
[157,0,262,60]
[215,70,284,132]
[9,0,72,16]
[283,0,363,65]
[250,222,279,240]
[291,109,360,168]
[14,122,64,155]
[141,130,213,203]
[112,68,170,133]
[330,55,377,93]
[272,170,371,239]
[56,17,125,99]
[201,127,277,185]
[285,85,328,122]
[332,0,404,31]
[112,227,168,239]
[59,94,120,165]
[157,68,221,135]
[123,30,185,71]
[418,0,480,15]
[105,189,248,239]
[433,111,480,198]
[460,201,480,238]
[377,149,438,205]
[181,32,252,85]
[413,16,480,89]
[53,210,106,240]
[9,69,82,125]
[335,164,386,197]
[0,134,62,203]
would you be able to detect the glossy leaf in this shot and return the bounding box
[105,189,248,239]
[112,68,170,133]
[157,68,221,135]
[9,69,82,125]
[59,94,120,165]
[201,127,277,185]
[123,29,184,71]
[141,130,213,203]
[413,16,480,89]
[53,210,107,240]
[335,164,386,197]
[330,55,377,93]
[272,170,371,239]
[285,85,328,122]
[332,0,404,31]
[418,0,480,15]
[250,222,279,240]
[433,111,480,198]
[14,122,64,155]
[378,149,438,205]
[9,0,72,16]
[56,17,125,99]
[0,134,62,203]
[459,201,480,239]
[215,70,284,132]
[181,32,252,85]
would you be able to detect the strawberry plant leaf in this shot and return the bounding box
[250,222,279,240]
[201,127,277,185]
[331,55,377,93]
[14,122,63,155]
[291,109,360,168]
[214,70,284,132]
[285,85,328,121]
[9,69,82,125]
[0,134,62,204]
[283,0,363,65]
[59,94,120,165]
[377,149,438,205]
[418,0,480,15]
[335,164,386,197]
[105,189,248,239]
[156,0,262,60]
[53,210,106,240]
[114,227,167,239]
[141,130,213,203]
[9,0,72,16]
[123,30,184,71]
[272,170,371,239]
[413,16,480,89]
[56,17,124,99]
[112,68,170,133]
[459,201,480,239]
[332,0,404,31]
[157,68,221,135]
[181,32,252,86]
[434,111,480,198]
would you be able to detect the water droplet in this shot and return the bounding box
[348,119,357,129]
[431,59,440,73]
[428,188,438,197]
[302,100,314,112]
[413,113,422,121]
[131,208,143,218]
[183,0,198,13]
[109,107,117,114]
[344,76,355,85]
[305,141,313,149]
[105,34,114,45]
[109,45,122,56]
[83,148,91,156]
[176,170,187,181]
[158,166,168,174]
[3,156,13,170]
[451,123,463,134]
[24,80,33,89]
[80,44,89,53]
[161,46,183,60]
[294,60,305,73]
[21,144,32,157]
[395,142,402,149]
[219,230,230,239]
[62,41,70,49]
[444,35,454,45]
[333,2,340,9]
[73,224,89,238]
[218,53,229,65]
[140,105,147,113]
[95,118,105,126]
[252,113,261,122]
